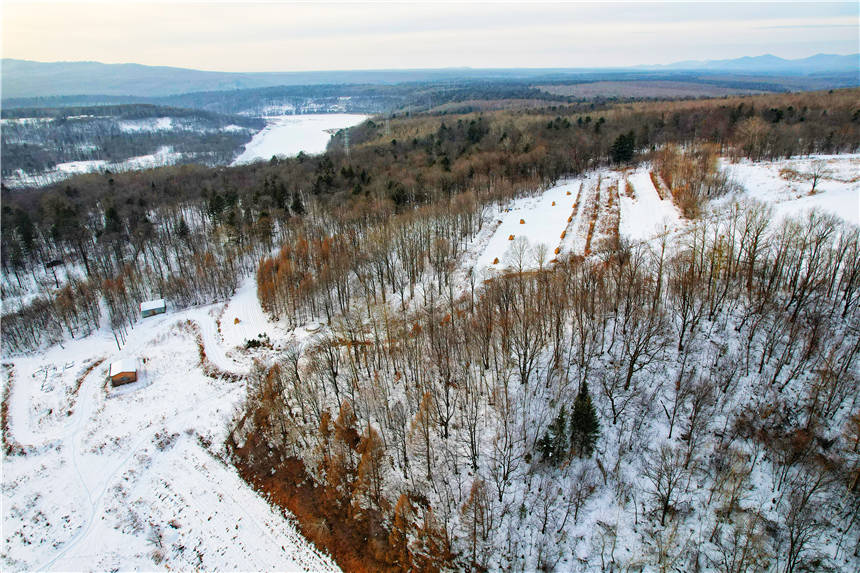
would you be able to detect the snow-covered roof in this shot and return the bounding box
[110,358,137,376]
[140,299,166,312]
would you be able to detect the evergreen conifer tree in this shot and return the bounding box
[570,381,599,457]
[290,192,305,216]
[611,131,636,163]
[537,406,568,465]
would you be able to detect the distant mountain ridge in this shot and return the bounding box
[2,53,857,99]
[643,53,859,73]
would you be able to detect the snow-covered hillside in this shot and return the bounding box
[4,146,187,189]
[1,279,338,572]
[2,152,856,570]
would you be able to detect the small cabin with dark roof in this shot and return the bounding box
[109,358,137,386]
[140,299,166,318]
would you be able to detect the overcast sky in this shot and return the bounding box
[3,1,858,72]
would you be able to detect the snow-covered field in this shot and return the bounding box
[1,278,338,571]
[466,154,857,276]
[232,114,369,164]
[4,146,186,189]
[721,153,860,225]
[619,168,683,241]
[117,117,174,133]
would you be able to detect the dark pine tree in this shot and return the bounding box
[290,192,305,216]
[177,217,190,240]
[611,131,636,164]
[537,406,568,466]
[570,381,599,457]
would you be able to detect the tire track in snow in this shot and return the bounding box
[38,382,240,571]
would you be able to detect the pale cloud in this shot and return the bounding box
[3,1,858,71]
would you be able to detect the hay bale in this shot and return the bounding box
[492,257,499,264]
[508,234,515,240]
[520,219,525,224]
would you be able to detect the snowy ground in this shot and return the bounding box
[1,279,338,572]
[232,114,369,164]
[466,154,857,276]
[468,168,679,277]
[619,168,683,241]
[473,180,582,275]
[117,117,174,133]
[721,153,860,225]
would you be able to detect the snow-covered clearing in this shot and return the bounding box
[1,284,338,571]
[219,278,278,352]
[469,168,671,276]
[473,179,582,275]
[117,117,174,133]
[466,154,857,276]
[619,167,684,241]
[722,153,859,225]
[233,114,369,164]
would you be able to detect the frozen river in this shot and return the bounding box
[232,113,369,164]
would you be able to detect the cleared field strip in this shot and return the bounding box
[619,168,683,242]
[475,180,580,273]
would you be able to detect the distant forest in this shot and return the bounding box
[3,80,571,116]
[1,104,263,183]
[6,68,859,189]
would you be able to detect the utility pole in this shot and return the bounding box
[344,128,350,161]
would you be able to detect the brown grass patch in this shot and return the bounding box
[649,171,665,200]
[625,179,635,199]
[67,357,106,416]
[178,320,242,382]
[583,182,602,257]
[1,364,27,456]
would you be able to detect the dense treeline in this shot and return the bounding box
[2,79,569,117]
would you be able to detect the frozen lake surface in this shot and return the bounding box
[233,113,369,164]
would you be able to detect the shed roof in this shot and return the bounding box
[110,358,137,377]
[140,299,166,312]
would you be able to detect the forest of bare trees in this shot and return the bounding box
[233,181,860,571]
